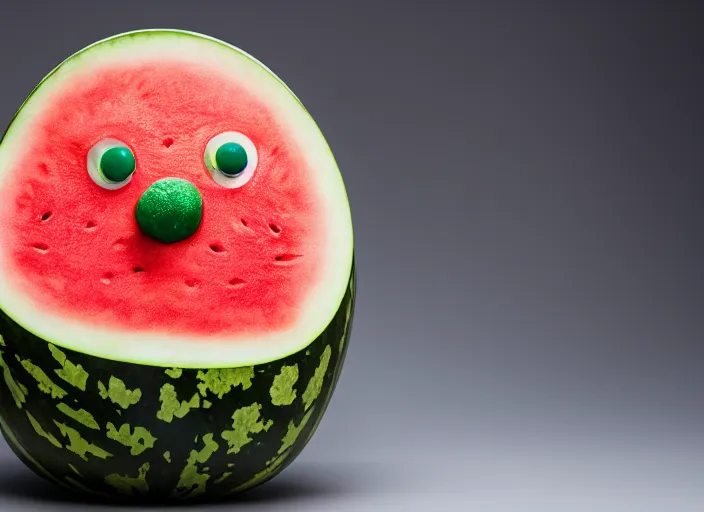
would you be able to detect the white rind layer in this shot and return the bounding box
[0,30,354,369]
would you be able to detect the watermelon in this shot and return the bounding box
[0,29,355,501]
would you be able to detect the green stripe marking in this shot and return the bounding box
[214,472,232,484]
[18,357,67,399]
[270,364,298,406]
[340,296,353,352]
[302,346,331,410]
[221,403,273,455]
[196,367,254,398]
[48,344,89,390]
[279,406,315,455]
[0,352,27,408]
[229,452,287,494]
[54,421,112,461]
[105,462,150,496]
[229,406,317,494]
[56,403,99,430]
[106,422,157,456]
[157,383,200,422]
[165,368,182,379]
[97,376,141,409]
[0,414,72,491]
[172,433,219,498]
[26,411,62,448]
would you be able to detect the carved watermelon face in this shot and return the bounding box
[0,31,353,368]
[0,30,355,502]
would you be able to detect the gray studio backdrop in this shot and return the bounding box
[0,1,703,511]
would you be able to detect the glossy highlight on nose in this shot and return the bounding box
[135,177,203,244]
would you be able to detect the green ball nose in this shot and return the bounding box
[135,178,203,244]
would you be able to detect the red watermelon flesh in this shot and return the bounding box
[0,62,325,338]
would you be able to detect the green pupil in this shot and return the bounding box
[215,142,248,177]
[100,146,135,183]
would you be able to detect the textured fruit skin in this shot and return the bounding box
[0,261,355,502]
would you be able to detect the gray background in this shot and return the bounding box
[1,0,703,510]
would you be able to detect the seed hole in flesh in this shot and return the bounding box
[228,278,246,287]
[274,254,302,262]
[133,266,144,273]
[101,272,114,285]
[85,221,97,230]
[32,243,49,254]
[209,243,225,253]
[163,138,174,148]
[185,278,198,288]
[113,238,128,251]
[268,223,281,234]
[41,211,52,221]
[240,218,249,228]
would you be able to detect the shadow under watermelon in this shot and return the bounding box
[0,459,390,508]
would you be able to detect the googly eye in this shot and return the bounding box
[204,132,258,188]
[87,138,136,190]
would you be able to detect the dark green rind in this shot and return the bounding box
[0,260,355,502]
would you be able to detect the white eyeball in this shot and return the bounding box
[204,132,258,188]
[87,138,136,190]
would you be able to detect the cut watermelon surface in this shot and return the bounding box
[0,30,355,501]
[0,30,354,368]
